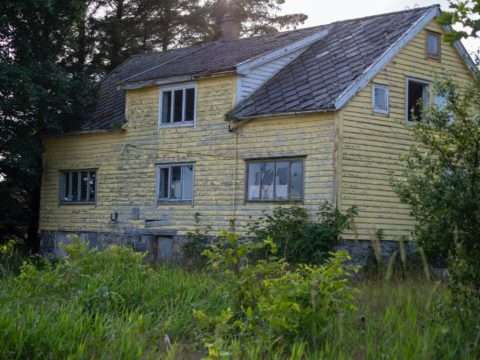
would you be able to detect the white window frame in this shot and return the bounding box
[158,82,197,128]
[405,77,431,123]
[372,84,389,115]
[156,163,195,203]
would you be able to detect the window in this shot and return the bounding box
[160,85,196,126]
[60,170,96,204]
[407,79,430,122]
[246,158,304,202]
[372,85,389,114]
[426,31,441,59]
[157,164,194,202]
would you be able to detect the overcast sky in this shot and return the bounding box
[280,0,479,55]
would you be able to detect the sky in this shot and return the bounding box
[280,0,480,56]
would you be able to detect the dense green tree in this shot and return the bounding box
[0,0,97,250]
[394,79,480,261]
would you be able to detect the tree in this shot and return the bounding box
[0,0,97,251]
[438,1,480,43]
[205,0,307,40]
[91,0,307,72]
[394,78,480,294]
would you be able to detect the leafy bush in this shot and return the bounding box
[195,232,357,357]
[248,203,357,264]
[182,214,212,268]
[0,240,225,359]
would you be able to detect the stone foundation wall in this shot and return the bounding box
[41,230,419,267]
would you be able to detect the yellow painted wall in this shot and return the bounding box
[338,20,473,241]
[40,75,337,235]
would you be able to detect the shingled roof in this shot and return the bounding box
[82,5,445,131]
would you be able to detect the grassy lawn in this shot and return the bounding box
[0,243,476,359]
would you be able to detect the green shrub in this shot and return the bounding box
[0,240,226,359]
[195,231,357,358]
[182,214,212,268]
[248,203,357,264]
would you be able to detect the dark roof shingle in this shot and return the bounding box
[82,5,436,131]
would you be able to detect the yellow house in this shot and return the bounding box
[39,5,475,260]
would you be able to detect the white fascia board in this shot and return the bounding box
[334,6,441,110]
[236,28,330,75]
[119,75,194,90]
[441,25,478,74]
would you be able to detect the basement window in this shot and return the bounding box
[426,31,441,60]
[157,164,194,202]
[407,79,430,122]
[372,85,389,114]
[60,170,96,204]
[160,84,196,126]
[246,158,304,202]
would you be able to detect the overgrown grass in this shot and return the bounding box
[0,242,478,359]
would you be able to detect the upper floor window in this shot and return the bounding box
[160,84,196,126]
[246,158,304,202]
[407,78,430,122]
[60,170,96,204]
[157,163,194,202]
[426,31,441,60]
[372,84,389,114]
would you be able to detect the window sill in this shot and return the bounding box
[157,200,193,206]
[245,200,304,205]
[159,122,194,129]
[59,202,96,206]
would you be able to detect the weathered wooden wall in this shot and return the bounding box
[337,20,473,241]
[40,75,337,236]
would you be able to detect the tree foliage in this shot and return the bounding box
[438,0,480,43]
[0,0,98,249]
[394,77,480,298]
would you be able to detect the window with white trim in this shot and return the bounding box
[407,79,430,122]
[157,164,194,202]
[372,85,389,114]
[160,85,196,125]
[60,170,96,204]
[246,158,304,202]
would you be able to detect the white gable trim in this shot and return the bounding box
[334,6,440,110]
[236,29,330,75]
[334,6,478,110]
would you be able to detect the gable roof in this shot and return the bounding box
[82,26,325,131]
[81,4,474,132]
[231,6,441,120]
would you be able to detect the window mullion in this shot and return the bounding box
[77,172,81,202]
[259,163,264,201]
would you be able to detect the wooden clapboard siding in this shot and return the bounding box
[338,20,473,241]
[40,75,337,235]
